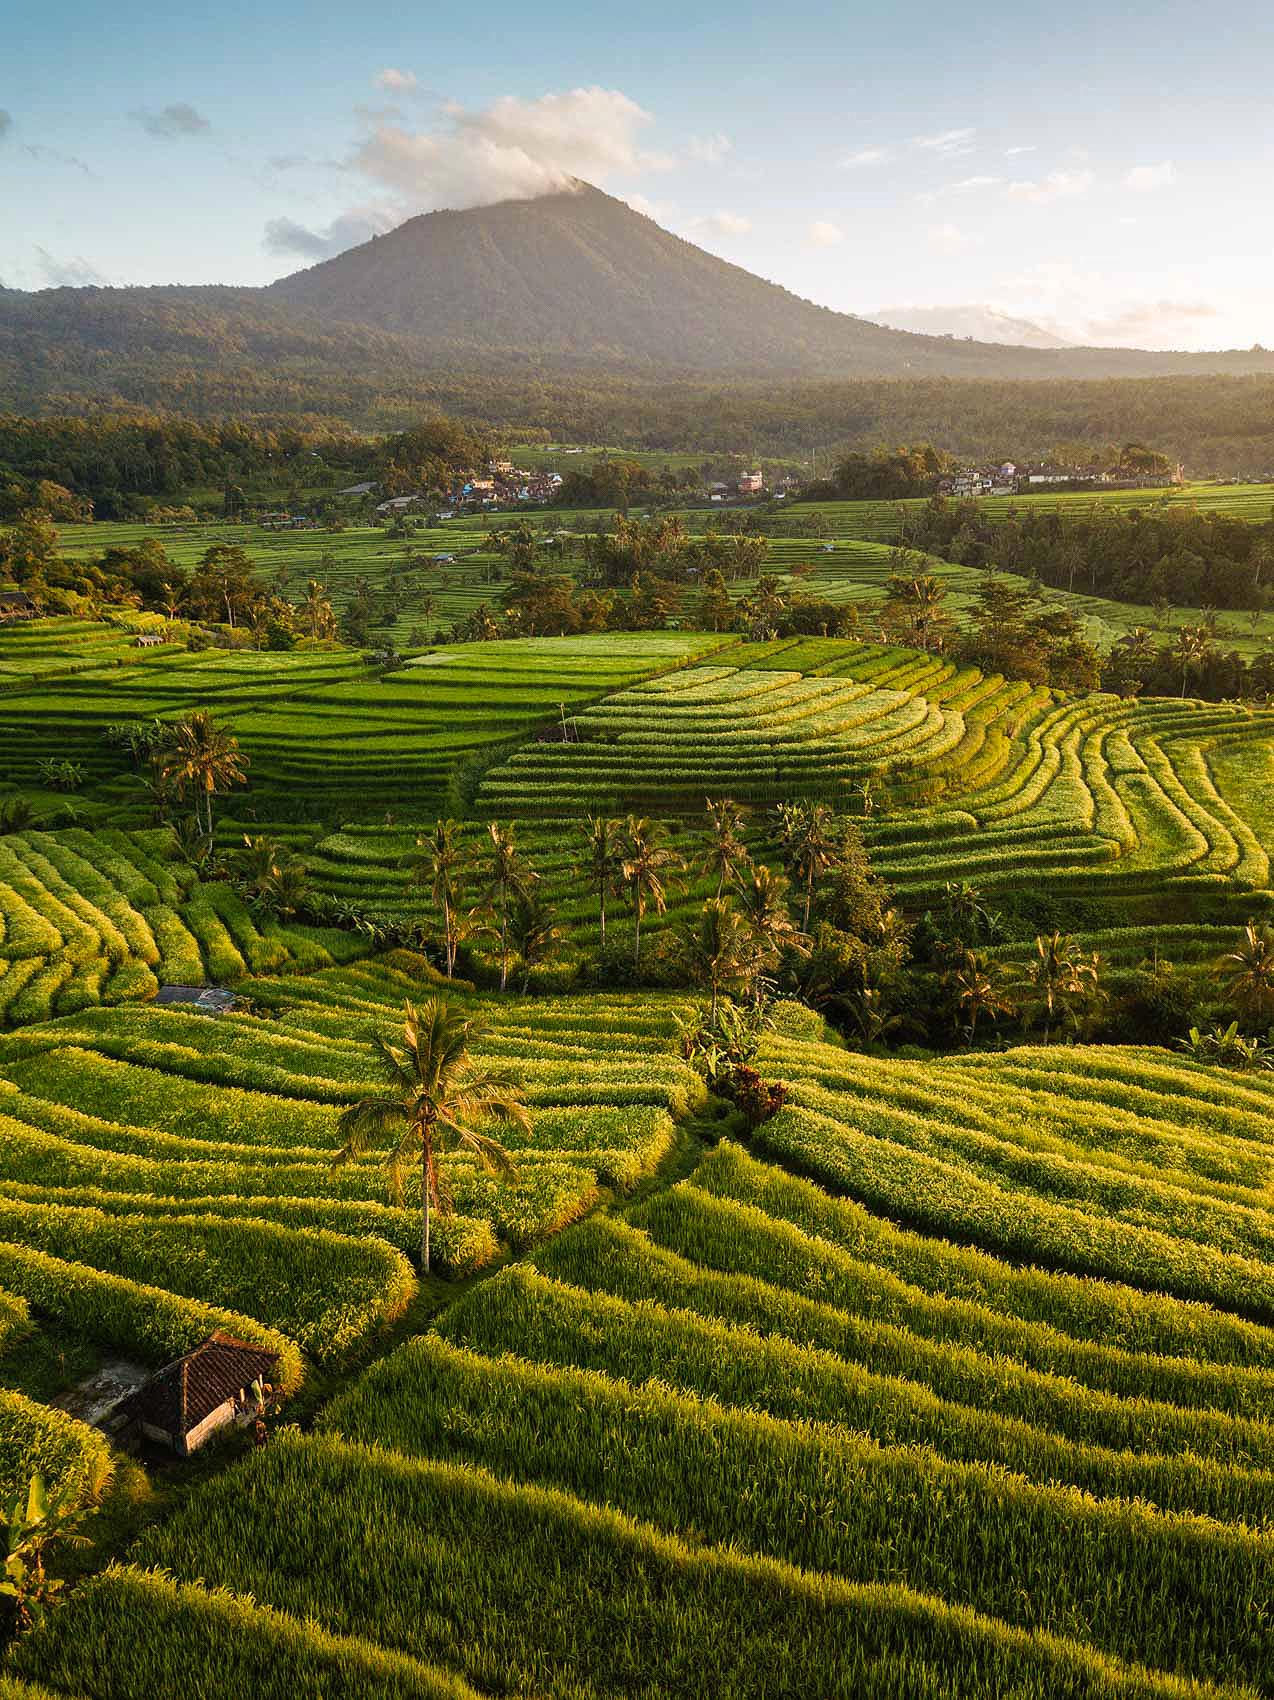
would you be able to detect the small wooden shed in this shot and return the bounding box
[154,984,236,1015]
[126,1332,279,1457]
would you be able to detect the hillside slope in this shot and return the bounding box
[265,184,1273,378]
[5,186,1274,417]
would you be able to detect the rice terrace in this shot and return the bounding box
[5,12,1274,1697]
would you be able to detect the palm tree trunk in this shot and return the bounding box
[803,866,814,933]
[633,899,642,972]
[442,890,453,977]
[598,882,606,948]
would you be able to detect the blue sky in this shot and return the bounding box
[4,0,1273,347]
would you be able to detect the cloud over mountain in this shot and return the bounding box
[351,86,669,212]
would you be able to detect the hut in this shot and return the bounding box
[124,1332,279,1457]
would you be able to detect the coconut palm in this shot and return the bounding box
[484,822,536,992]
[699,797,750,898]
[734,864,808,995]
[508,890,564,993]
[332,998,529,1273]
[946,947,1014,1042]
[677,897,756,1022]
[1173,625,1212,697]
[620,815,682,972]
[1219,919,1274,1022]
[157,710,248,843]
[580,815,623,948]
[1020,932,1101,1043]
[773,800,839,932]
[300,580,337,640]
[412,820,469,978]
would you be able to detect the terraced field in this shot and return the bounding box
[10,1005,1273,1698]
[0,824,361,1025]
[0,956,699,1290]
[0,631,728,821]
[55,481,1274,656]
[476,642,1274,910]
[2,607,1272,1698]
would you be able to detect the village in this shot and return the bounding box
[939,458,1186,499]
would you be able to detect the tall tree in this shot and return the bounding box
[1020,932,1101,1043]
[157,711,248,843]
[484,822,535,992]
[621,816,681,972]
[300,579,337,640]
[580,815,622,948]
[699,797,750,898]
[946,947,1014,1042]
[412,820,468,979]
[734,863,808,995]
[332,999,528,1273]
[773,800,839,932]
[678,897,756,1022]
[1220,920,1274,1023]
[508,890,564,993]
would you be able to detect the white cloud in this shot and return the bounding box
[130,102,210,138]
[1004,144,1035,157]
[913,127,975,155]
[688,132,731,164]
[994,261,1227,348]
[375,68,417,93]
[264,205,398,262]
[928,222,973,255]
[693,210,751,236]
[1125,160,1175,192]
[1084,299,1215,341]
[951,175,1001,191]
[808,219,846,247]
[352,86,670,210]
[623,192,673,220]
[34,247,109,287]
[841,146,889,168]
[1005,169,1094,204]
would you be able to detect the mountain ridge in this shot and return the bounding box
[3,183,1274,420]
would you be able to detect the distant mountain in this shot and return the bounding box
[870,305,1074,350]
[3,183,1274,420]
[264,185,1250,378]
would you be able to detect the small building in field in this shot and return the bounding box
[0,590,38,622]
[737,470,764,495]
[133,632,169,647]
[126,1332,280,1457]
[154,984,236,1015]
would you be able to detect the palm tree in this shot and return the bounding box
[677,898,756,1022]
[1174,625,1212,697]
[412,820,468,978]
[1220,920,1274,1022]
[157,710,248,843]
[300,580,336,640]
[734,864,807,995]
[332,999,529,1272]
[773,800,839,932]
[621,815,681,972]
[1020,932,1101,1042]
[699,797,750,898]
[947,947,1014,1042]
[580,815,623,948]
[508,890,564,993]
[484,822,536,992]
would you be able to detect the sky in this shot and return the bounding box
[3,0,1273,349]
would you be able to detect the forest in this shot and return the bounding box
[902,497,1274,610]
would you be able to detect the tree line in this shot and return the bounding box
[902,495,1274,611]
